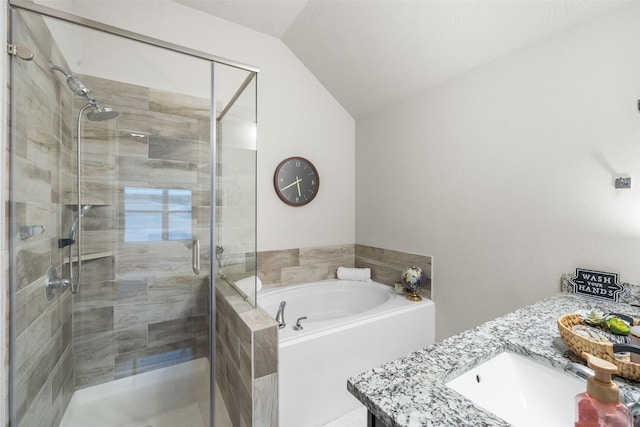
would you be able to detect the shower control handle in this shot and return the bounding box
[45,266,71,301]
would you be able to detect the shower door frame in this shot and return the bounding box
[7,1,259,426]
[8,0,259,72]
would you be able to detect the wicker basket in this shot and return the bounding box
[557,313,640,381]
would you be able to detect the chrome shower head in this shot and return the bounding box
[49,62,120,121]
[87,105,119,121]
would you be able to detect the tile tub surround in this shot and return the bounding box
[348,288,640,426]
[355,244,432,299]
[257,244,432,298]
[216,278,277,427]
[257,244,355,287]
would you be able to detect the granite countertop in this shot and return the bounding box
[347,276,640,427]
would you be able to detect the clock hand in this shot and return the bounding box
[295,176,302,197]
[280,177,302,191]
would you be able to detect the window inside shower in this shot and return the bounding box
[123,187,193,242]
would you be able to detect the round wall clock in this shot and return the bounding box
[274,157,320,206]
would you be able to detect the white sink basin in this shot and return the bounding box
[445,351,585,427]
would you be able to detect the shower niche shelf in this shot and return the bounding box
[64,251,113,264]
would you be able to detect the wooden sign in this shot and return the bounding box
[569,268,624,302]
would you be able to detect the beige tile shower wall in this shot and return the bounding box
[9,10,76,427]
[68,75,213,389]
[256,244,432,297]
[216,278,277,427]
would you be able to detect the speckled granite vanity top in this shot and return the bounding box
[347,275,640,426]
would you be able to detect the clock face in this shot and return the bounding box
[274,157,319,206]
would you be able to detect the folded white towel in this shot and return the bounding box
[337,267,371,282]
[234,275,263,296]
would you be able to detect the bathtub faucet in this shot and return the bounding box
[293,316,307,331]
[215,245,224,269]
[276,301,286,329]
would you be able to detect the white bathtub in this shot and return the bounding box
[259,279,435,427]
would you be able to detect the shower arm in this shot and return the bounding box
[49,62,71,78]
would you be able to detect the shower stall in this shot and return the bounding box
[7,2,258,426]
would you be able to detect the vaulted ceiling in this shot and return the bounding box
[175,1,628,118]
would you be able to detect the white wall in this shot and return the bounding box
[356,3,640,341]
[35,0,356,252]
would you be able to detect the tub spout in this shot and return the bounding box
[276,301,286,329]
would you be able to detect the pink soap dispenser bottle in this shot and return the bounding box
[575,352,633,427]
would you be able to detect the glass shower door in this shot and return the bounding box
[9,8,214,427]
[215,65,258,306]
[211,63,258,427]
[9,8,78,427]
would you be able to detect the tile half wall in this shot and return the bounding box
[257,243,432,299]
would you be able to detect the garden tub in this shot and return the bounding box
[259,279,435,426]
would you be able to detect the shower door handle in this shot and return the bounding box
[192,239,200,275]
